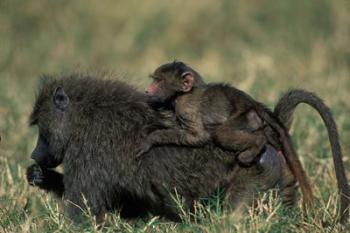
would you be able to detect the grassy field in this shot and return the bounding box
[0,0,349,232]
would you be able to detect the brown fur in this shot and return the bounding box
[26,72,348,223]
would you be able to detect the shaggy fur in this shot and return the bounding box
[27,73,285,222]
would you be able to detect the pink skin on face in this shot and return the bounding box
[145,83,158,95]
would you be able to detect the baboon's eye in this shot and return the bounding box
[151,76,162,83]
[40,134,49,145]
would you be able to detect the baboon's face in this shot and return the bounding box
[145,61,195,103]
[29,87,72,168]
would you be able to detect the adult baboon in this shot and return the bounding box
[26,73,349,223]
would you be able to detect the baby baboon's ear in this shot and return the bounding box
[53,87,70,111]
[181,72,194,92]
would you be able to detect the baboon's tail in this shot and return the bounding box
[274,89,350,223]
[255,104,313,213]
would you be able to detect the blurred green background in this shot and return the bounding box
[0,0,349,232]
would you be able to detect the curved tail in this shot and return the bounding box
[274,89,350,223]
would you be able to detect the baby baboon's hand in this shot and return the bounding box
[135,141,153,158]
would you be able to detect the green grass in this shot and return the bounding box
[0,0,349,232]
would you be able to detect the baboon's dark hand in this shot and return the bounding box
[135,141,152,158]
[27,164,44,186]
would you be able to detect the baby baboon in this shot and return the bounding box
[137,62,267,164]
[138,61,313,208]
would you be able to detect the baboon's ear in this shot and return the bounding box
[53,87,69,110]
[181,72,194,92]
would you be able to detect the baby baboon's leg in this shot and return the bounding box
[215,109,267,165]
[215,126,267,165]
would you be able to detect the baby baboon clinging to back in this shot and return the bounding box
[137,61,267,165]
